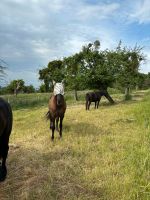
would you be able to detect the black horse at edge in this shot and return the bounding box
[0,98,13,182]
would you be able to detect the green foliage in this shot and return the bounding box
[124,93,132,101]
[23,85,35,93]
[7,79,25,93]
[39,83,47,93]
[114,43,145,92]
[38,40,146,99]
[39,60,64,92]
[64,53,87,91]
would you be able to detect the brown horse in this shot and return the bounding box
[46,81,66,140]
[0,98,13,182]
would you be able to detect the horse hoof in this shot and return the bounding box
[51,137,54,141]
[0,165,7,182]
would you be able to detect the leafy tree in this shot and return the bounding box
[39,67,50,92]
[138,72,150,89]
[39,84,47,93]
[7,79,25,95]
[64,53,86,100]
[24,85,35,93]
[39,60,65,92]
[79,41,115,103]
[114,43,145,98]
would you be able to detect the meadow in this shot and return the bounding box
[0,89,150,200]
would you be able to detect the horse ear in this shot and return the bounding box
[61,80,64,84]
[52,80,56,86]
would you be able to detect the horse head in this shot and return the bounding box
[53,81,65,106]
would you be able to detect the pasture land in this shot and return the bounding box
[1,88,121,109]
[0,90,150,200]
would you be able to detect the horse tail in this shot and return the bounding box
[46,111,50,120]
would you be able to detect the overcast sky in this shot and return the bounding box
[0,0,150,87]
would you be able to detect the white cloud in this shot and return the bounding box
[128,0,150,23]
[77,2,120,20]
[141,49,150,73]
[0,0,150,87]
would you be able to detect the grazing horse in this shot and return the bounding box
[86,90,115,110]
[0,98,13,182]
[46,81,66,140]
[85,92,102,110]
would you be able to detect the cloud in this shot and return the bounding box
[77,2,120,20]
[0,0,150,87]
[128,0,150,24]
[5,69,39,87]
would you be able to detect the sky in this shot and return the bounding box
[0,0,150,87]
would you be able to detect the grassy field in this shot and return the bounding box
[0,90,150,200]
[0,88,122,109]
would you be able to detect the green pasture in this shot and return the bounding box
[0,88,122,109]
[0,90,150,200]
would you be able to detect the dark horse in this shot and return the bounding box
[86,92,102,110]
[0,98,13,181]
[46,81,66,140]
[86,90,114,110]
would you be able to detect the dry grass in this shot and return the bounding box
[0,91,150,200]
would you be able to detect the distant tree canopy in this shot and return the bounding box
[0,79,36,95]
[39,60,64,92]
[6,79,25,95]
[38,40,147,100]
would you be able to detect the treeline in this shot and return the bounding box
[0,40,150,98]
[0,80,36,95]
[39,40,150,99]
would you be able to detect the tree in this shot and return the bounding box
[39,67,50,92]
[39,84,47,93]
[114,43,145,99]
[64,53,86,100]
[79,41,115,103]
[23,85,35,93]
[7,79,25,96]
[39,60,65,92]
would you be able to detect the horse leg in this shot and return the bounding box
[97,101,99,109]
[59,116,64,138]
[88,101,91,110]
[50,119,55,140]
[0,137,9,182]
[86,100,88,110]
[97,97,101,108]
[56,117,59,132]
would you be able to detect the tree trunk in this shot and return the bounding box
[125,87,131,100]
[103,90,114,104]
[14,89,18,97]
[125,87,130,96]
[74,89,78,101]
